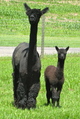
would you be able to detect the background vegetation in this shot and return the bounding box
[0,0,80,47]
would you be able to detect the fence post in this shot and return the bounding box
[41,15,45,57]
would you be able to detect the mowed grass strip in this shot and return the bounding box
[0,35,80,47]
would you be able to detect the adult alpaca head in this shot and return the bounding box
[24,3,49,24]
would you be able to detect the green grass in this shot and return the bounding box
[0,35,80,47]
[0,0,80,38]
[0,0,80,47]
[0,54,80,119]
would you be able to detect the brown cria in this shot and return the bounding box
[44,46,69,107]
[12,3,49,109]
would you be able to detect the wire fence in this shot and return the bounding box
[0,18,80,57]
[1,16,80,46]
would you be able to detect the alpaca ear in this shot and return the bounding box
[66,46,69,51]
[24,3,31,11]
[41,7,49,15]
[55,46,59,51]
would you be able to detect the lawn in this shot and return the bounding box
[0,54,80,119]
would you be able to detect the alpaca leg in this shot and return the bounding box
[27,82,40,109]
[57,85,62,107]
[12,67,19,105]
[45,80,51,105]
[52,99,55,107]
[56,98,60,107]
[46,89,51,105]
[52,87,58,107]
[16,82,27,109]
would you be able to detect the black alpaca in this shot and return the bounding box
[44,46,69,107]
[12,3,49,109]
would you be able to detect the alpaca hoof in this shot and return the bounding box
[27,99,36,109]
[27,104,36,109]
[17,100,27,109]
[56,105,61,108]
[44,103,49,106]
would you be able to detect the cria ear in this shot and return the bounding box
[24,3,31,11]
[55,46,59,51]
[66,46,69,51]
[41,7,49,15]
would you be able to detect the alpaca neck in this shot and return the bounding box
[57,59,65,71]
[29,24,38,54]
[56,59,65,80]
[27,24,38,72]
